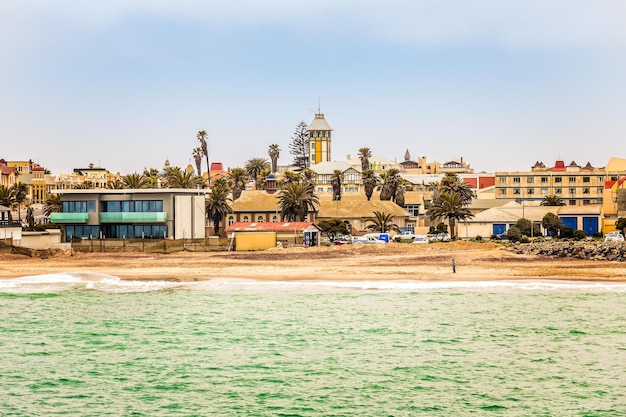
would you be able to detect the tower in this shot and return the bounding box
[307,113,333,166]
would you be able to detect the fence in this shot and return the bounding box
[70,237,232,254]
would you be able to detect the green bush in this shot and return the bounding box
[506,226,522,242]
[560,226,574,239]
[573,230,587,241]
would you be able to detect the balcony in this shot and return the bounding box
[99,212,167,223]
[50,213,89,223]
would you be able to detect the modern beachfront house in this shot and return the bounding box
[50,189,208,241]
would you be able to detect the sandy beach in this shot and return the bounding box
[1,241,626,282]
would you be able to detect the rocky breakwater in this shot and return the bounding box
[505,240,626,261]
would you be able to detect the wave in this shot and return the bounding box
[2,274,626,294]
[0,272,184,294]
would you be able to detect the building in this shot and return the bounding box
[50,189,208,242]
[4,160,50,204]
[495,160,605,206]
[308,113,333,166]
[309,161,362,194]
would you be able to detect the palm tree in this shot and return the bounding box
[268,144,281,173]
[192,147,204,176]
[379,168,401,201]
[395,177,407,207]
[365,211,400,233]
[435,172,475,205]
[43,194,62,218]
[165,167,204,189]
[206,178,232,236]
[197,130,210,181]
[278,169,301,189]
[330,169,343,201]
[301,168,316,186]
[11,183,28,221]
[143,167,161,188]
[257,168,271,191]
[541,195,565,206]
[277,182,319,222]
[122,172,149,189]
[228,167,248,200]
[0,185,15,222]
[358,147,372,171]
[245,157,270,189]
[427,191,473,239]
[362,169,378,201]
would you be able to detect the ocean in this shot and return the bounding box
[1,274,625,416]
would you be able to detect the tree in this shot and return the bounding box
[0,185,15,221]
[289,121,309,169]
[436,172,475,205]
[362,169,378,201]
[165,167,204,189]
[395,177,407,207]
[143,168,161,188]
[330,169,342,201]
[365,211,400,233]
[122,172,149,189]
[206,178,232,236]
[278,169,301,189]
[317,219,350,241]
[541,195,565,206]
[25,206,35,229]
[197,130,210,181]
[257,168,271,191]
[268,144,281,173]
[11,183,28,221]
[43,193,62,218]
[515,218,540,237]
[427,192,473,239]
[192,147,204,176]
[228,167,248,201]
[506,226,522,242]
[379,168,401,201]
[542,212,563,237]
[358,147,372,171]
[245,158,270,189]
[277,182,319,222]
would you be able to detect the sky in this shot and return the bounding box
[3,0,626,176]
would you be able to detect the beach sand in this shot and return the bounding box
[2,241,626,282]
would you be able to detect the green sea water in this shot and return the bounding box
[1,276,625,416]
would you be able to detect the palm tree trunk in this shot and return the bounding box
[449,218,456,239]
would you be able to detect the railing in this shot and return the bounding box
[0,220,22,228]
[50,213,89,223]
[99,212,167,223]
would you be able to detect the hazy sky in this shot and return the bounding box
[3,1,626,175]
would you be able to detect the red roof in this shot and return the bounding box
[226,222,317,233]
[1,165,16,175]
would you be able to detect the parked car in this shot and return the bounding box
[429,233,451,242]
[604,231,624,242]
[352,236,386,244]
[412,235,429,244]
[393,231,416,242]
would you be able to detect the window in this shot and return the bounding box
[583,188,590,194]
[583,177,590,183]
[499,189,507,195]
[228,216,234,226]
[555,177,562,183]
[583,200,590,205]
[272,215,278,222]
[513,177,521,183]
[597,176,604,182]
[569,188,576,195]
[513,188,521,195]
[569,177,576,183]
[527,177,534,184]
[541,188,548,195]
[405,204,420,216]
[499,177,506,184]
[555,188,562,194]
[527,188,534,195]
[257,216,264,222]
[243,216,249,222]
[541,177,548,183]
[597,188,603,194]
[317,187,324,193]
[569,200,576,206]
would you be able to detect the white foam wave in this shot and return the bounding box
[0,272,184,294]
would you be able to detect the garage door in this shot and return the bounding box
[560,217,578,230]
[582,217,598,236]
[493,224,506,235]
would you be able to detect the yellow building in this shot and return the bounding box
[307,113,332,165]
[5,160,49,204]
[495,160,605,206]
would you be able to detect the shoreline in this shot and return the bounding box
[2,241,626,283]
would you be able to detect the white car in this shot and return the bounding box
[604,231,624,242]
[412,235,429,244]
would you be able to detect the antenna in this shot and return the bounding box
[318,97,321,114]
